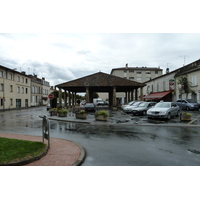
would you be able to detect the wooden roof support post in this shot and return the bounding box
[135,88,138,100]
[59,88,62,106]
[86,87,89,103]
[131,90,134,101]
[112,87,117,109]
[64,90,67,108]
[140,87,144,101]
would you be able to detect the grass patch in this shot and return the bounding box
[0,137,47,164]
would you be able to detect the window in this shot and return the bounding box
[0,84,3,91]
[146,77,151,81]
[9,73,13,80]
[22,87,24,94]
[17,76,20,82]
[22,77,24,83]
[136,77,142,82]
[124,70,127,72]
[129,77,134,80]
[157,83,159,91]
[26,79,28,84]
[0,71,3,77]
[155,71,158,74]
[32,86,35,93]
[10,85,13,92]
[146,71,151,74]
[191,75,197,86]
[163,81,166,91]
[26,88,28,94]
[17,86,20,93]
[0,98,3,106]
[10,99,13,106]
[136,71,142,74]
[129,70,134,73]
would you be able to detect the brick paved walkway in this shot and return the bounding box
[0,132,85,166]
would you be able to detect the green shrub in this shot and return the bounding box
[95,110,109,118]
[58,109,68,114]
[80,110,86,114]
[182,112,192,117]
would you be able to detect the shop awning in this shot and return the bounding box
[144,91,171,100]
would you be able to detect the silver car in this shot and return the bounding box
[123,101,143,113]
[132,102,157,115]
[147,102,180,119]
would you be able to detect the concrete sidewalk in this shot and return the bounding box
[0,132,86,166]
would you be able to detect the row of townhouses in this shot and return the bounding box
[0,65,51,111]
[109,59,200,104]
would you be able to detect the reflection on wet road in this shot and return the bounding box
[0,107,200,166]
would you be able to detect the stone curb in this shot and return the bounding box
[72,141,86,166]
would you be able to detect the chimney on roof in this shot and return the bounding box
[125,63,128,69]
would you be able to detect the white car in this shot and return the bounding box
[147,102,180,119]
[123,101,143,113]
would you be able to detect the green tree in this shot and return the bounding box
[93,92,99,98]
[177,75,194,98]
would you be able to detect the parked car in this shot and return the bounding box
[176,99,200,111]
[84,103,96,112]
[132,102,157,115]
[123,101,143,113]
[147,102,180,119]
[121,101,135,109]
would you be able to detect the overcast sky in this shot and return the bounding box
[1,33,200,86]
[1,1,200,87]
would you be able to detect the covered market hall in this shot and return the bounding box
[55,72,146,109]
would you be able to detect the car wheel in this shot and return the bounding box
[167,113,171,120]
[186,106,190,111]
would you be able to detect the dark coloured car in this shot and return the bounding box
[85,103,96,112]
[132,102,157,115]
[176,99,200,111]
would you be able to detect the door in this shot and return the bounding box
[25,99,28,107]
[16,99,21,108]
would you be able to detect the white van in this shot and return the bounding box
[93,98,104,106]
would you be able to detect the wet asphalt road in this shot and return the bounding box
[0,107,200,166]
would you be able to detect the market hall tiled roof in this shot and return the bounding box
[55,72,146,92]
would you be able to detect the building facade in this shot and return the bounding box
[144,59,200,103]
[143,69,177,102]
[107,64,163,104]
[0,65,50,110]
[174,59,200,103]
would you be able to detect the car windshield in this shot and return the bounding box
[154,102,171,108]
[132,102,142,106]
[138,102,148,107]
[186,99,196,103]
